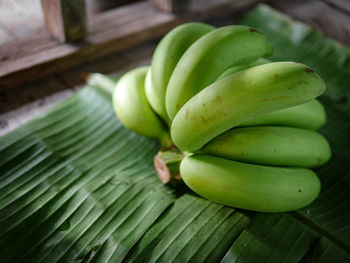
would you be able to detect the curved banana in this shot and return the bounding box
[239,99,326,130]
[201,126,331,168]
[216,60,326,130]
[113,66,171,146]
[180,154,321,212]
[146,22,215,124]
[166,25,274,120]
[216,58,270,81]
[171,62,326,152]
[144,68,170,125]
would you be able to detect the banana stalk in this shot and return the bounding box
[153,149,187,184]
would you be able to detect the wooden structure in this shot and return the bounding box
[41,0,87,42]
[0,0,260,90]
[152,0,189,13]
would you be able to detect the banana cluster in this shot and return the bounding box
[111,23,331,212]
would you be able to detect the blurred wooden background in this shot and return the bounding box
[1,0,349,45]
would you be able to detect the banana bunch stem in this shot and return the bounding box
[158,134,175,151]
[154,149,187,184]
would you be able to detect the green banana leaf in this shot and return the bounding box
[1,4,350,262]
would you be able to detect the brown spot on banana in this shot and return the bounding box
[249,28,261,33]
[185,108,191,120]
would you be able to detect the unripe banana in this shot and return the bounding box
[239,99,326,130]
[113,66,170,146]
[166,25,274,120]
[144,68,169,124]
[216,58,270,81]
[216,61,326,130]
[146,22,215,124]
[201,126,331,168]
[180,154,321,212]
[171,62,326,152]
[215,59,326,130]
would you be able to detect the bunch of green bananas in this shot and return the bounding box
[107,23,331,213]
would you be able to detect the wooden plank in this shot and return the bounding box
[87,0,142,14]
[40,0,87,43]
[3,17,45,41]
[323,0,350,14]
[0,75,70,114]
[151,0,189,13]
[0,0,44,41]
[0,0,260,91]
[0,42,157,136]
[270,0,350,47]
[0,25,15,45]
[58,43,156,88]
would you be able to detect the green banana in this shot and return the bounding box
[146,22,215,124]
[201,126,331,168]
[92,21,331,214]
[216,58,270,81]
[216,60,326,130]
[113,66,171,147]
[239,99,326,130]
[144,67,168,124]
[166,25,274,120]
[171,62,326,152]
[180,154,321,212]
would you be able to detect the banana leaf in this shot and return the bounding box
[1,4,350,262]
